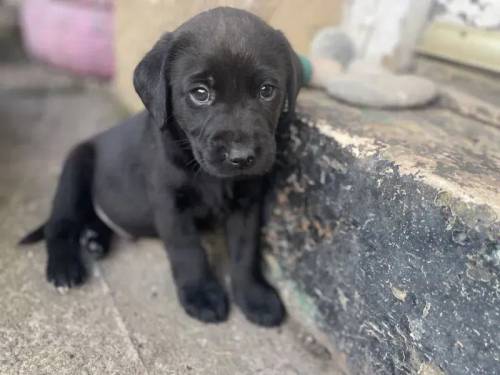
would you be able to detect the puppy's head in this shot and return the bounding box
[134,7,302,178]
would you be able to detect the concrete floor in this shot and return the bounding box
[0,58,342,374]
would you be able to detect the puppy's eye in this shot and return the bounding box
[189,86,212,105]
[259,84,276,101]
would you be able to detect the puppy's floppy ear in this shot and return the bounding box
[133,33,173,128]
[277,32,304,123]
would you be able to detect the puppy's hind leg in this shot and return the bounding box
[44,142,97,288]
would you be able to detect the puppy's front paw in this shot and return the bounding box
[178,279,229,323]
[46,252,87,288]
[234,280,285,327]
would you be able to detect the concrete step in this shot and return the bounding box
[264,86,500,374]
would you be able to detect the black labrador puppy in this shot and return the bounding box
[21,7,302,327]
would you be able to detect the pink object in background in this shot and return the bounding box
[20,0,114,79]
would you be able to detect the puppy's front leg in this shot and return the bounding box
[154,199,228,323]
[226,200,285,327]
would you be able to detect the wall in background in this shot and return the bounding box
[341,0,433,71]
[432,0,500,29]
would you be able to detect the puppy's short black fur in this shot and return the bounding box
[20,7,302,327]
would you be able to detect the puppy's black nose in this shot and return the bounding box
[226,148,255,169]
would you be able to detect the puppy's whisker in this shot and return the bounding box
[194,164,203,178]
[173,138,190,145]
[185,157,199,170]
[172,141,191,149]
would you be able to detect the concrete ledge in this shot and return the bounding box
[264,90,500,374]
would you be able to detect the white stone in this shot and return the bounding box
[325,73,438,108]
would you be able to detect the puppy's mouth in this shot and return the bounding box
[191,144,274,178]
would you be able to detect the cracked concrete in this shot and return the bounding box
[0,55,344,374]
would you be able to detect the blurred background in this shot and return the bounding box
[3,0,500,108]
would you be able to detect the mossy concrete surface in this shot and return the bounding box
[264,87,499,374]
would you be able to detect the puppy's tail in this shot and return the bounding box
[18,223,45,245]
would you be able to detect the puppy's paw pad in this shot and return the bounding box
[179,280,229,323]
[235,281,285,327]
[46,254,87,288]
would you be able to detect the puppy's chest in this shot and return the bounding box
[175,179,234,222]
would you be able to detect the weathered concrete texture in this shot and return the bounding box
[0,55,343,374]
[416,57,500,130]
[264,89,500,374]
[416,57,500,109]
